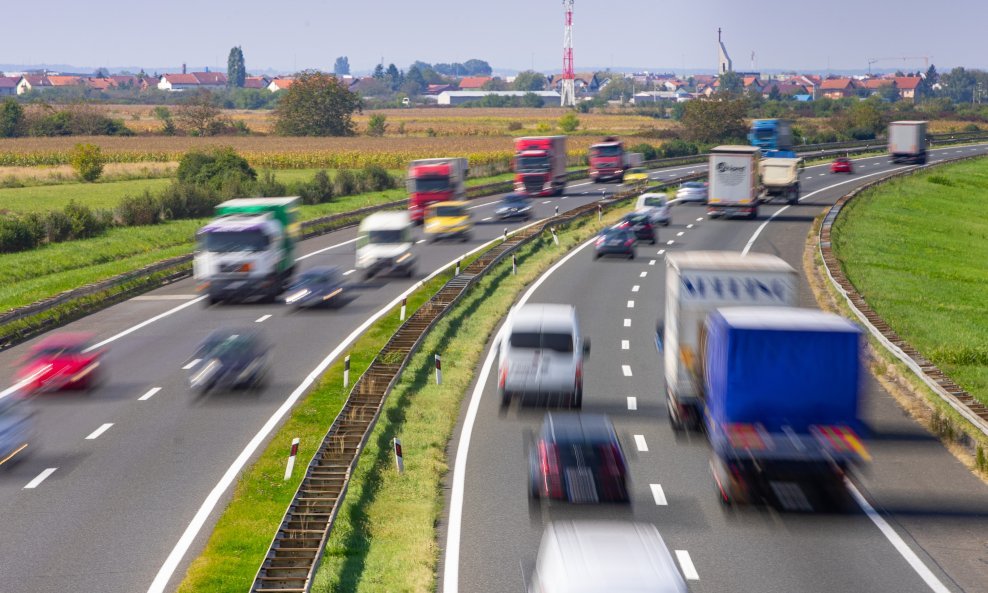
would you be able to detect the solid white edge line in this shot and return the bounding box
[24,468,57,489]
[151,219,549,593]
[139,387,162,401]
[84,296,207,352]
[342,269,357,276]
[627,396,637,410]
[675,550,699,580]
[634,434,648,452]
[442,236,597,593]
[650,483,668,505]
[296,236,359,261]
[85,423,114,440]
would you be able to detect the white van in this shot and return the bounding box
[635,193,671,226]
[498,304,589,409]
[355,212,416,279]
[529,521,688,593]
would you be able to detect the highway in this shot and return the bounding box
[0,160,706,593]
[443,144,988,593]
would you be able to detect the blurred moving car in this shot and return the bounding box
[355,212,416,279]
[529,521,688,593]
[186,328,269,393]
[284,266,347,309]
[15,333,103,393]
[593,226,636,260]
[424,201,472,242]
[622,167,649,185]
[675,181,708,203]
[831,157,854,174]
[499,304,589,409]
[496,193,533,221]
[617,212,657,245]
[635,193,671,226]
[0,396,34,467]
[528,413,629,504]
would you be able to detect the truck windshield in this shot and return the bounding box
[203,231,269,252]
[515,156,550,173]
[591,145,622,157]
[754,129,775,141]
[367,230,405,244]
[412,176,451,193]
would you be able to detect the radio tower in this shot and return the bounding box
[560,0,576,107]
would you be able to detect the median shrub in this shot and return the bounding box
[117,191,162,226]
[358,164,398,192]
[333,169,358,196]
[177,147,257,190]
[299,170,334,205]
[0,201,111,253]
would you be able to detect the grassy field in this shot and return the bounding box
[831,157,988,405]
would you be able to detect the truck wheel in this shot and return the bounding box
[571,383,583,409]
[499,387,511,409]
[667,400,684,432]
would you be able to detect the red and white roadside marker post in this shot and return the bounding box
[400,297,407,322]
[455,260,461,276]
[512,253,517,275]
[393,438,404,474]
[343,355,350,388]
[284,437,300,480]
[435,354,442,385]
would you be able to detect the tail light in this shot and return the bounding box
[498,363,508,388]
[539,441,564,498]
[725,423,769,450]
[595,237,605,246]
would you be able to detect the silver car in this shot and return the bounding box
[675,181,708,203]
[635,193,671,226]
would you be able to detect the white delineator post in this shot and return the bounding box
[284,438,300,480]
[435,354,442,385]
[393,438,404,473]
[512,254,517,275]
[550,227,559,246]
[455,260,460,276]
[400,297,407,321]
[598,204,602,221]
[503,228,508,241]
[555,205,559,216]
[343,355,350,388]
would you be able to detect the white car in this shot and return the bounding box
[675,181,708,203]
[635,193,671,226]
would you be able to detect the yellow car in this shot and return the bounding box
[424,201,472,242]
[623,167,649,185]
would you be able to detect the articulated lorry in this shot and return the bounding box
[705,307,869,507]
[748,119,796,158]
[759,157,803,205]
[588,137,643,182]
[406,157,469,224]
[888,120,928,164]
[661,251,798,430]
[514,136,568,197]
[706,146,762,219]
[194,197,300,304]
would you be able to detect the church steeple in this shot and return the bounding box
[718,27,733,74]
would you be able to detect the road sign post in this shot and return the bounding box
[284,437,300,480]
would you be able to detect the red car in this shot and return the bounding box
[830,157,854,174]
[15,333,104,393]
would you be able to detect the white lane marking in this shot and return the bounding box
[686,224,694,229]
[631,285,640,292]
[623,318,631,327]
[561,196,569,200]
[139,387,162,401]
[181,359,200,370]
[85,423,114,440]
[416,239,427,244]
[648,259,656,266]
[696,217,704,221]
[481,216,492,222]
[666,240,675,245]
[634,434,648,451]
[847,481,951,593]
[255,315,272,323]
[442,235,597,593]
[541,200,551,204]
[84,296,207,352]
[676,231,685,237]
[24,468,57,489]
[658,249,665,255]
[741,166,911,256]
[296,236,360,261]
[640,271,647,278]
[621,340,630,350]
[627,396,637,410]
[342,269,357,276]
[131,295,199,301]
[627,300,635,308]
[675,550,699,580]
[622,365,633,377]
[650,484,668,505]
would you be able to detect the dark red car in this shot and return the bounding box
[15,333,104,393]
[830,157,853,174]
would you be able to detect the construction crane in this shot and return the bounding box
[867,56,930,75]
[560,0,576,107]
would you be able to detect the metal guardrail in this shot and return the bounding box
[818,151,988,436]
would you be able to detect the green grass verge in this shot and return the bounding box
[831,156,988,406]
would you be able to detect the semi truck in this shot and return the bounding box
[706,146,762,219]
[514,136,568,197]
[355,211,416,279]
[406,157,469,224]
[748,119,796,158]
[705,307,869,507]
[759,157,803,205]
[194,197,300,304]
[588,137,643,182]
[660,251,798,430]
[888,120,928,164]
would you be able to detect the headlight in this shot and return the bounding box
[285,288,310,304]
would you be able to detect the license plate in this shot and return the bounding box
[608,240,621,246]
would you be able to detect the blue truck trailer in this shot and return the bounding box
[704,307,869,508]
[748,119,797,158]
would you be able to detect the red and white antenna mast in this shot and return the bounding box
[560,0,576,107]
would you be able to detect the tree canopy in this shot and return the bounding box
[227,47,246,88]
[334,56,350,76]
[274,70,363,136]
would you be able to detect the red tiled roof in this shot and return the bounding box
[22,75,51,87]
[457,76,491,89]
[820,78,854,90]
[163,73,199,85]
[109,75,140,86]
[193,72,226,85]
[269,78,294,90]
[85,78,117,90]
[243,76,269,89]
[894,76,922,90]
[47,75,83,86]
[0,76,20,89]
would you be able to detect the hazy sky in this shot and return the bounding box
[3,0,986,74]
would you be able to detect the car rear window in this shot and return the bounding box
[509,331,574,353]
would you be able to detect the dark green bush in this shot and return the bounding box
[256,170,287,197]
[117,191,162,226]
[333,169,358,196]
[629,143,658,161]
[176,147,257,190]
[359,164,397,192]
[299,170,334,205]
[0,217,40,252]
[659,139,701,158]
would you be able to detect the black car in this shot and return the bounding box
[496,193,533,220]
[593,226,636,260]
[618,212,657,244]
[284,266,348,309]
[186,328,269,393]
[529,413,630,504]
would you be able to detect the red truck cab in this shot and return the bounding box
[513,136,568,197]
[589,138,626,182]
[406,157,468,223]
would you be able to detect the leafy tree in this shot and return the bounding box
[0,99,26,137]
[404,66,427,95]
[385,63,403,91]
[372,64,385,80]
[598,76,633,102]
[366,114,388,136]
[463,59,492,76]
[70,143,105,182]
[153,105,176,135]
[274,70,362,136]
[717,70,743,95]
[767,85,782,101]
[227,46,246,88]
[481,77,508,91]
[513,70,547,91]
[92,67,110,78]
[680,97,748,143]
[177,147,256,189]
[558,113,580,133]
[334,56,351,76]
[880,84,900,103]
[176,89,221,135]
[521,92,545,108]
[938,67,977,103]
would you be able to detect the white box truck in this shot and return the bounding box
[889,121,927,164]
[660,251,798,430]
[706,146,762,219]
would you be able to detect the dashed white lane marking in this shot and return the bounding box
[676,231,685,237]
[648,259,656,266]
[416,239,427,244]
[631,285,640,292]
[621,340,630,350]
[627,396,637,410]
[696,217,704,221]
[181,360,200,370]
[131,295,199,301]
[634,434,648,451]
[675,550,699,580]
[658,249,666,255]
[622,365,633,377]
[86,423,114,440]
[640,271,647,277]
[627,300,635,308]
[481,216,492,222]
[139,387,162,401]
[561,196,569,200]
[651,483,668,505]
[666,240,675,245]
[255,315,272,323]
[623,318,631,327]
[343,269,357,276]
[686,224,694,229]
[24,468,57,489]
[541,200,551,204]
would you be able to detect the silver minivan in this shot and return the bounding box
[635,193,671,226]
[498,304,589,409]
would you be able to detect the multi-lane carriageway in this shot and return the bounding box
[0,144,987,593]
